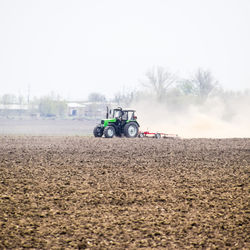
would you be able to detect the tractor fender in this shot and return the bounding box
[128,121,140,127]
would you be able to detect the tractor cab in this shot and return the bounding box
[93,107,139,138]
[111,108,136,121]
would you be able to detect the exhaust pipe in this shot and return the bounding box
[106,106,109,119]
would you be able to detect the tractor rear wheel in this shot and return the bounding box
[93,126,103,137]
[124,122,139,138]
[104,126,115,138]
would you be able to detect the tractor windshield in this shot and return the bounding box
[113,110,122,119]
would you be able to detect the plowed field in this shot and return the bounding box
[0,136,249,249]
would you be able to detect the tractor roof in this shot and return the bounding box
[114,108,135,112]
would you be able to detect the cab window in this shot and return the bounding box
[114,110,122,118]
[128,112,134,120]
[122,112,128,120]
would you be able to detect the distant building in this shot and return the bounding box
[0,104,29,116]
[67,103,87,117]
[67,102,109,118]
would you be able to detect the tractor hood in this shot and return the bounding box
[101,118,116,127]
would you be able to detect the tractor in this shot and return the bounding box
[93,107,139,138]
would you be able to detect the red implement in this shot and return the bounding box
[138,131,179,139]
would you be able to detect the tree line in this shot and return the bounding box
[114,67,249,110]
[0,66,249,117]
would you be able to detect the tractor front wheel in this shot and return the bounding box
[124,122,139,138]
[104,126,116,138]
[93,126,103,137]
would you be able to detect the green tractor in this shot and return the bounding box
[93,107,140,138]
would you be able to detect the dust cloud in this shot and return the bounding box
[133,95,250,138]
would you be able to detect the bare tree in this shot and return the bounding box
[192,68,218,99]
[143,66,176,100]
[88,92,106,103]
[114,91,134,106]
[38,96,67,117]
[1,94,17,104]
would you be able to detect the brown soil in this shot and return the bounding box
[0,136,249,249]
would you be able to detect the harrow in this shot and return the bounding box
[138,131,179,139]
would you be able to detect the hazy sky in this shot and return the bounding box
[0,0,249,100]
